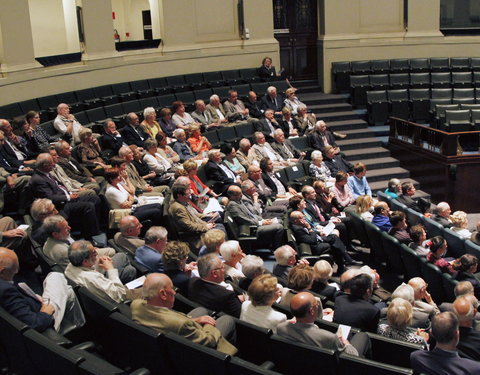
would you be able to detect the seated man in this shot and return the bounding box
[250,132,286,168]
[0,247,85,334]
[396,182,431,214]
[188,254,243,318]
[410,312,480,374]
[272,245,308,283]
[278,292,369,357]
[101,120,127,155]
[323,145,354,176]
[42,215,115,270]
[308,120,340,155]
[223,89,257,126]
[270,129,305,162]
[244,91,264,119]
[131,273,237,355]
[204,149,240,195]
[225,184,284,250]
[333,273,380,332]
[261,86,285,117]
[53,103,85,144]
[0,119,35,165]
[408,277,440,320]
[432,202,453,228]
[254,109,281,142]
[371,201,392,232]
[453,295,480,361]
[135,226,168,273]
[114,215,145,254]
[65,240,137,303]
[119,112,149,148]
[205,94,231,126]
[236,138,256,171]
[0,163,30,216]
[347,162,372,199]
[260,157,298,201]
[191,99,220,131]
[388,211,412,245]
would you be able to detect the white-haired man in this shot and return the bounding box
[53,103,85,144]
[205,95,230,125]
[219,240,245,284]
[204,149,239,194]
[114,215,144,254]
[432,202,453,228]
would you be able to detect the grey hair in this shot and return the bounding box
[297,104,307,112]
[30,198,54,221]
[392,283,415,304]
[310,150,323,161]
[118,146,131,157]
[197,253,220,278]
[68,240,92,267]
[242,255,264,279]
[239,138,251,148]
[143,107,156,118]
[173,128,185,138]
[144,226,168,245]
[144,138,158,150]
[209,94,220,102]
[267,86,276,94]
[219,240,240,262]
[42,215,67,236]
[35,153,52,170]
[274,245,295,266]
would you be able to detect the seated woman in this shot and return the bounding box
[130,144,166,187]
[183,159,219,201]
[331,171,355,209]
[450,211,472,240]
[25,110,58,154]
[76,128,107,175]
[239,255,265,291]
[453,254,480,298]
[258,56,279,80]
[240,274,286,333]
[283,88,305,116]
[221,143,246,176]
[426,235,455,275]
[408,224,429,256]
[377,298,428,347]
[163,240,197,297]
[219,240,245,284]
[156,133,180,167]
[309,150,334,182]
[355,195,374,222]
[279,107,299,138]
[311,260,339,301]
[158,108,177,138]
[187,125,211,156]
[110,157,136,195]
[143,138,172,175]
[388,211,412,245]
[141,107,163,139]
[104,167,163,225]
[171,101,197,130]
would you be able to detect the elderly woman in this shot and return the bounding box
[76,128,107,174]
[283,88,305,116]
[311,260,338,301]
[163,240,196,296]
[129,144,161,185]
[172,101,197,130]
[426,235,455,275]
[158,107,177,138]
[104,167,162,225]
[295,104,316,136]
[187,124,211,156]
[156,133,180,165]
[240,274,286,333]
[221,143,246,175]
[355,195,374,221]
[309,150,333,182]
[258,56,278,79]
[377,298,428,346]
[219,240,245,284]
[143,138,172,175]
[453,254,480,297]
[451,211,472,240]
[140,107,162,138]
[279,107,299,138]
[183,159,218,199]
[239,255,264,291]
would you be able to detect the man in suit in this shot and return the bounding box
[191,100,219,131]
[277,292,369,356]
[333,273,380,332]
[396,182,431,214]
[270,129,304,161]
[254,109,280,142]
[29,153,104,244]
[251,132,285,167]
[309,120,340,154]
[259,157,297,199]
[55,140,102,193]
[432,202,453,228]
[244,91,264,119]
[223,89,258,126]
[204,149,239,194]
[205,95,230,126]
[101,120,127,155]
[120,112,149,147]
[134,226,167,273]
[453,295,480,361]
[131,273,237,355]
[323,145,354,175]
[188,253,243,318]
[411,312,480,374]
[261,86,284,117]
[0,119,36,163]
[0,131,29,174]
[114,215,145,254]
[225,184,284,249]
[0,247,85,333]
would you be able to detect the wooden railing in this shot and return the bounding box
[389,117,480,157]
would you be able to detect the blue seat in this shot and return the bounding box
[423,217,445,238]
[443,228,466,259]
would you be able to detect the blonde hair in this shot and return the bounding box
[183,159,198,173]
[387,298,413,330]
[287,263,314,291]
[201,229,225,253]
[78,127,92,143]
[248,274,278,306]
[313,260,333,284]
[451,211,468,229]
[356,195,373,215]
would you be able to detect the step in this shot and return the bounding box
[322,119,368,131]
[308,102,352,114]
[369,125,390,138]
[300,92,349,105]
[339,128,375,140]
[344,146,390,160]
[315,111,359,122]
[337,137,382,151]
[363,157,400,170]
[363,166,410,182]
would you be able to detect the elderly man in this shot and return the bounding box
[225,184,284,249]
[119,112,149,147]
[134,226,168,273]
[0,130,32,174]
[114,215,144,254]
[408,277,440,319]
[0,247,85,334]
[261,86,284,116]
[334,273,380,332]
[101,120,127,155]
[295,104,316,136]
[347,162,372,199]
[131,273,237,354]
[42,215,115,270]
[432,202,453,228]
[272,245,308,282]
[223,89,257,125]
[171,129,196,162]
[372,201,391,232]
[244,91,264,119]
[384,178,401,199]
[65,240,138,303]
[248,164,274,203]
[205,95,230,126]
[191,100,219,130]
[53,103,85,144]
[29,153,105,245]
[254,109,280,142]
[270,129,304,162]
[239,255,264,291]
[219,240,245,284]
[236,138,256,170]
[251,131,285,167]
[453,295,480,360]
[260,158,298,201]
[410,312,480,374]
[396,182,431,214]
[55,140,102,193]
[278,292,369,356]
[188,253,243,317]
[323,146,354,176]
[204,149,239,194]
[0,120,35,166]
[309,120,340,154]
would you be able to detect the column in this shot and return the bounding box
[81,0,116,59]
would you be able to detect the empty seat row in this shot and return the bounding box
[431,105,480,131]
[333,57,480,93]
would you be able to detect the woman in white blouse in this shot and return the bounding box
[283,88,305,116]
[451,211,472,240]
[171,100,197,130]
[143,138,171,175]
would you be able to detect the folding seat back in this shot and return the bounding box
[454,87,475,99]
[389,59,409,74]
[166,75,188,91]
[445,110,472,132]
[184,73,206,89]
[400,244,422,281]
[434,104,459,129]
[390,198,407,213]
[56,91,78,106]
[367,331,423,368]
[376,190,393,206]
[94,85,114,98]
[338,353,414,375]
[442,273,458,303]
[429,57,450,72]
[381,232,406,275]
[174,92,195,109]
[138,97,159,111]
[420,258,446,302]
[204,130,220,145]
[228,357,282,375]
[85,107,107,124]
[367,90,389,124]
[364,220,386,263]
[222,69,242,85]
[193,88,214,102]
[388,89,410,120]
[348,211,370,248]
[216,126,237,143]
[240,68,262,83]
[472,109,480,130]
[76,88,96,102]
[431,88,453,100]
[351,60,371,75]
[431,72,451,88]
[443,227,466,258]
[409,73,430,88]
[471,58,480,71]
[121,99,141,114]
[389,73,410,89]
[332,61,352,93]
[409,58,429,73]
[19,98,41,113]
[369,74,389,90]
[409,88,430,122]
[460,103,480,110]
[213,86,233,101]
[452,72,473,88]
[465,239,480,259]
[130,79,150,92]
[157,94,176,108]
[232,317,272,365]
[350,75,370,106]
[204,71,226,87]
[423,216,444,238]
[284,163,307,182]
[234,122,254,139]
[234,83,251,99]
[371,59,390,74]
[450,57,470,71]
[405,207,423,227]
[289,136,314,154]
[111,82,133,96]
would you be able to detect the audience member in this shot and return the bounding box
[331,171,355,209]
[191,100,218,131]
[254,108,280,142]
[172,129,196,162]
[198,229,225,257]
[323,145,354,176]
[311,260,338,301]
[221,143,246,176]
[223,89,257,126]
[347,162,372,199]
[172,101,198,130]
[408,277,440,319]
[397,182,431,214]
[140,107,162,138]
[25,110,58,154]
[408,225,429,256]
[451,211,472,239]
[270,129,304,161]
[261,86,284,117]
[432,202,453,228]
[426,236,455,275]
[113,215,144,254]
[53,103,85,144]
[308,150,333,182]
[101,120,127,155]
[76,128,107,174]
[388,211,412,245]
[236,138,256,170]
[135,226,168,273]
[187,125,211,155]
[278,107,299,137]
[251,131,285,167]
[219,240,245,284]
[384,178,401,199]
[309,120,339,155]
[120,113,149,148]
[272,245,308,282]
[244,91,264,119]
[453,294,480,360]
[371,201,392,232]
[158,108,177,137]
[295,104,316,136]
[204,149,239,194]
[238,255,264,291]
[453,254,480,298]
[163,241,195,296]
[355,195,374,221]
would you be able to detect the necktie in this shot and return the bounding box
[312,203,325,222]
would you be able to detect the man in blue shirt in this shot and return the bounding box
[347,162,371,199]
[135,226,168,272]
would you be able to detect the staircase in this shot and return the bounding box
[294,81,430,199]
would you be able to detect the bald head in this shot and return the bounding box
[408,277,427,300]
[290,292,317,322]
[142,273,175,308]
[453,295,478,326]
[0,247,19,281]
[227,185,242,201]
[340,268,360,291]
